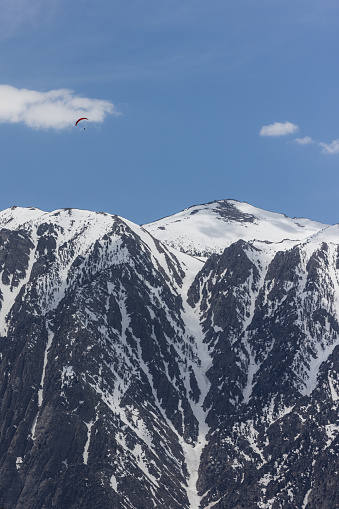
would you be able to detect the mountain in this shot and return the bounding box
[0,201,338,509]
[143,199,328,258]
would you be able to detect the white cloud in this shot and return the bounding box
[260,120,339,155]
[0,84,120,130]
[294,136,313,145]
[319,140,339,154]
[260,121,299,137]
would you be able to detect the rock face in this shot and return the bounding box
[0,202,338,509]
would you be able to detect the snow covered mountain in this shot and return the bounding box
[143,199,328,258]
[0,201,338,509]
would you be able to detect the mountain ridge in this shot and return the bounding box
[0,200,338,508]
[143,199,329,258]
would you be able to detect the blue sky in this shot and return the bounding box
[1,0,339,225]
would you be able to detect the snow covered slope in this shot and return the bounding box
[0,202,338,509]
[0,206,208,509]
[143,199,329,258]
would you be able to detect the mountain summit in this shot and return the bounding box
[0,202,338,509]
[144,199,328,257]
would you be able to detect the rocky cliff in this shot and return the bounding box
[0,201,337,509]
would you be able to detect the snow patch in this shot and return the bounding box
[110,474,118,491]
[16,457,23,469]
[38,328,54,406]
[302,488,312,508]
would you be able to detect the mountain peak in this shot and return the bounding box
[143,199,329,258]
[0,200,338,508]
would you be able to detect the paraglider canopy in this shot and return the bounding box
[75,117,88,126]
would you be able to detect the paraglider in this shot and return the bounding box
[75,117,88,126]
[75,117,88,130]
